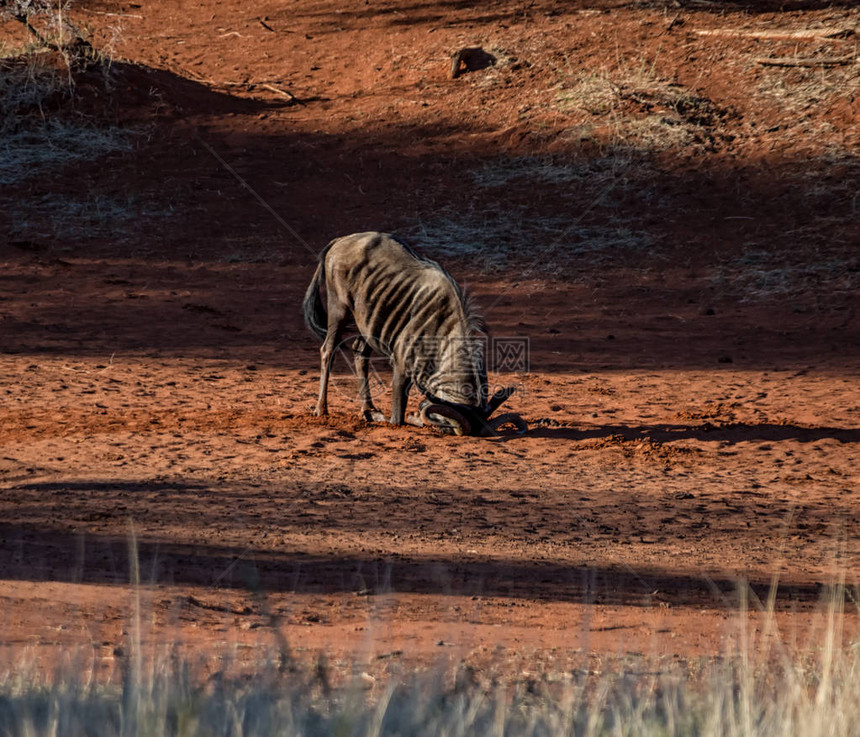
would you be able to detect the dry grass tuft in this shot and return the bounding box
[710,248,860,302]
[402,207,652,276]
[555,63,728,152]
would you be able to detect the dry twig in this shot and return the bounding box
[660,12,683,35]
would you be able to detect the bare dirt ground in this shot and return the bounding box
[1,0,859,684]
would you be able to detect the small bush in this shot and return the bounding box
[0,3,134,185]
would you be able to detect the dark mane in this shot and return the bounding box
[462,289,487,335]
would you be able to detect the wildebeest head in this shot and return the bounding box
[413,335,525,436]
[419,386,527,437]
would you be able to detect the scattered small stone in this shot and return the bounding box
[449,47,496,79]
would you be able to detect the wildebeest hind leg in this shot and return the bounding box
[315,302,348,416]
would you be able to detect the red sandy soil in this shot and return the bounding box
[1,0,859,684]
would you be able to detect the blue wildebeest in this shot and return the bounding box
[302,232,525,436]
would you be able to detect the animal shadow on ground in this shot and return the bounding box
[525,423,860,445]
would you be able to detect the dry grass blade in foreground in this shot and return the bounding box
[0,582,858,737]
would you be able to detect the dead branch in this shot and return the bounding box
[169,64,304,103]
[4,7,96,63]
[172,68,305,103]
[5,8,54,48]
[755,56,857,68]
[695,28,856,41]
[260,83,304,104]
[79,8,143,18]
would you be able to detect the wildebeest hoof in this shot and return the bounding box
[362,409,386,422]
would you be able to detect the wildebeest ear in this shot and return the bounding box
[485,386,516,416]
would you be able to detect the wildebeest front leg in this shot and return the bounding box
[390,367,412,425]
[352,338,385,422]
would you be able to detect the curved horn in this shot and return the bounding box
[486,386,516,416]
[485,412,528,435]
[420,403,472,436]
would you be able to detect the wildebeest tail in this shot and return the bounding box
[302,239,337,341]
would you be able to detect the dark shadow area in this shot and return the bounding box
[3,243,856,372]
[2,463,857,612]
[528,422,860,444]
[1,49,857,370]
[0,521,835,612]
[108,61,313,116]
[0,55,302,125]
[0,257,318,366]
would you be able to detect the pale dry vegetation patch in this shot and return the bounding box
[402,205,652,273]
[10,191,170,240]
[756,65,859,114]
[554,61,727,153]
[710,248,860,303]
[1,585,859,736]
[0,7,134,186]
[0,3,147,251]
[405,151,665,274]
[0,118,133,185]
